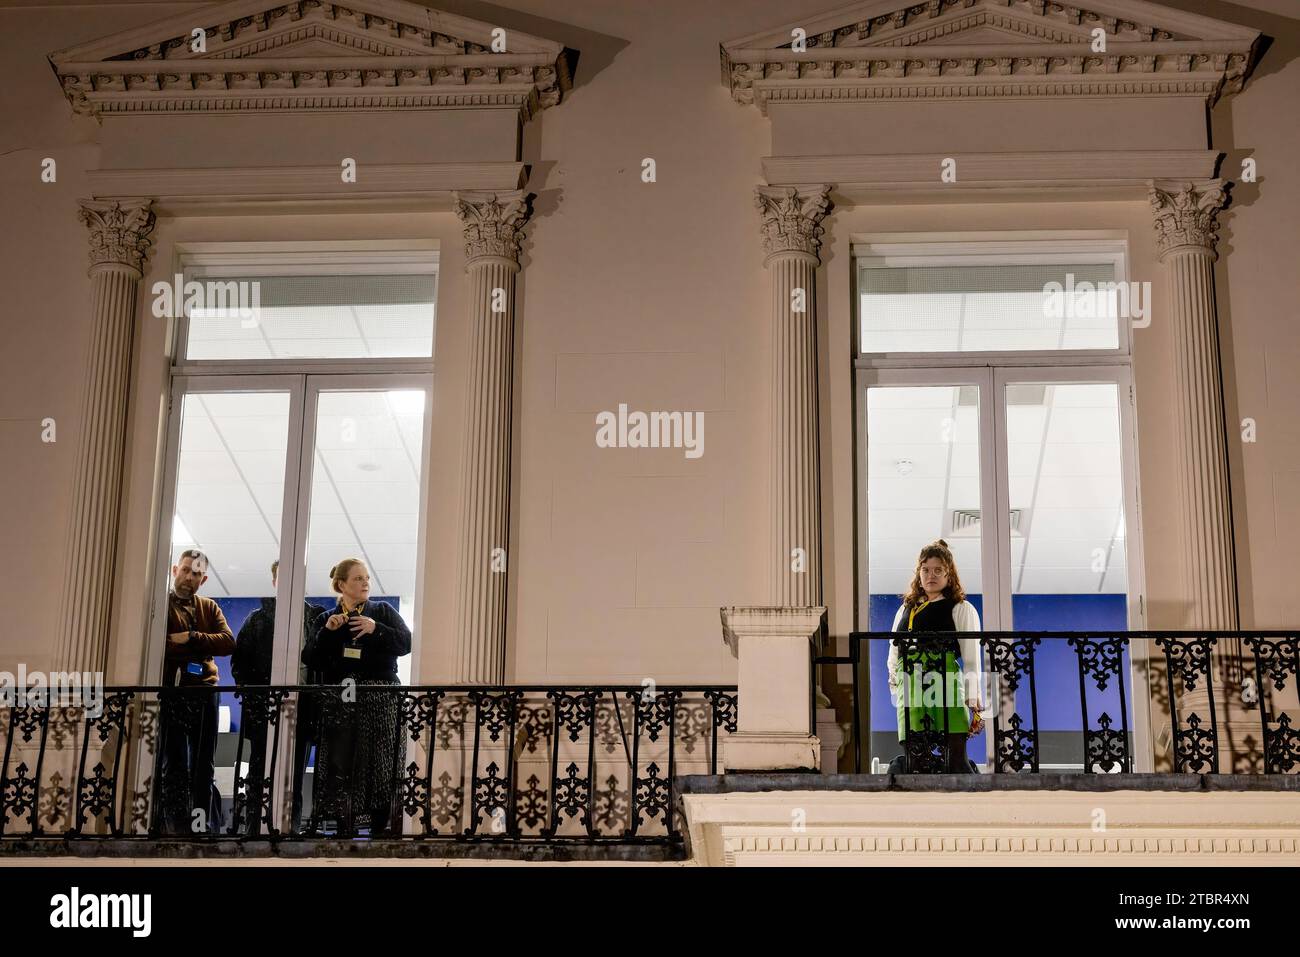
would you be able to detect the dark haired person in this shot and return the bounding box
[230,560,324,834]
[159,549,234,835]
[301,558,410,836]
[886,539,984,773]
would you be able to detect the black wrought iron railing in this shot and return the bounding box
[815,632,1300,776]
[0,685,737,844]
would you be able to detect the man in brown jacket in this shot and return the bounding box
[158,549,234,835]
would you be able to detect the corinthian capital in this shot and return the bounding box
[1149,180,1229,260]
[755,185,831,262]
[79,199,156,275]
[453,190,530,266]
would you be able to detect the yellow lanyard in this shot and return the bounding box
[341,599,366,617]
[906,599,931,632]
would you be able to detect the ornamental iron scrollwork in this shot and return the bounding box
[1245,636,1298,691]
[704,690,738,775]
[995,712,1037,774]
[1,681,737,848]
[1155,637,1219,774]
[228,689,288,838]
[1084,712,1129,774]
[1,763,38,834]
[984,638,1041,773]
[1069,637,1133,773]
[1243,637,1299,774]
[466,761,511,838]
[1173,713,1218,773]
[630,762,671,837]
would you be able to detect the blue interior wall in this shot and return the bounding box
[867,594,1130,733]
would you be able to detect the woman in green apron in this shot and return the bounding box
[887,539,984,772]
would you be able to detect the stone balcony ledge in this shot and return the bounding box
[679,771,1300,795]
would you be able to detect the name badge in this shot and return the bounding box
[343,646,362,659]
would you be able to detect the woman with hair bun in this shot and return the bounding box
[886,539,984,773]
[302,557,410,836]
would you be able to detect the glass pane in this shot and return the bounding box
[185,273,437,360]
[292,388,425,833]
[162,390,291,833]
[1005,381,1131,766]
[1006,382,1129,626]
[298,389,426,685]
[859,262,1120,353]
[864,385,986,769]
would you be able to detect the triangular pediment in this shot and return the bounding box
[721,0,1260,112]
[725,0,1254,51]
[50,0,574,118]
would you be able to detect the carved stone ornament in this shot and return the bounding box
[78,200,157,274]
[1149,180,1228,259]
[454,190,530,265]
[755,186,832,261]
[721,0,1260,112]
[49,0,573,120]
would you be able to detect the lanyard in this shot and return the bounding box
[340,599,366,617]
[907,599,930,632]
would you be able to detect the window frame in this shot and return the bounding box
[850,234,1152,771]
[151,241,441,690]
[853,237,1132,367]
[170,240,439,376]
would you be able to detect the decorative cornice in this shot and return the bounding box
[755,186,832,263]
[453,190,530,266]
[721,832,1300,860]
[721,0,1260,112]
[1149,179,1228,260]
[49,0,574,120]
[78,199,156,275]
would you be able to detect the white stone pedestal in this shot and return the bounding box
[719,606,825,772]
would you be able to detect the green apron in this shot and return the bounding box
[895,599,970,740]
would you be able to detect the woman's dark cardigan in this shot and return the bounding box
[301,599,411,682]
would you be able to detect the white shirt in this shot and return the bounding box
[886,600,984,710]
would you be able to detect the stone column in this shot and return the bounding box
[1150,180,1252,769]
[755,185,831,607]
[1149,180,1239,631]
[451,191,529,684]
[719,606,825,772]
[55,200,156,673]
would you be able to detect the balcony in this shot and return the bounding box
[0,685,736,862]
[2,621,1298,865]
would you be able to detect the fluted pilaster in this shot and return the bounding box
[451,191,528,684]
[1150,180,1239,630]
[56,200,156,673]
[756,185,830,607]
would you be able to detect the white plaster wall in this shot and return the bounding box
[0,0,1297,692]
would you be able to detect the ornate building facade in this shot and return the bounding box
[1,0,1298,865]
